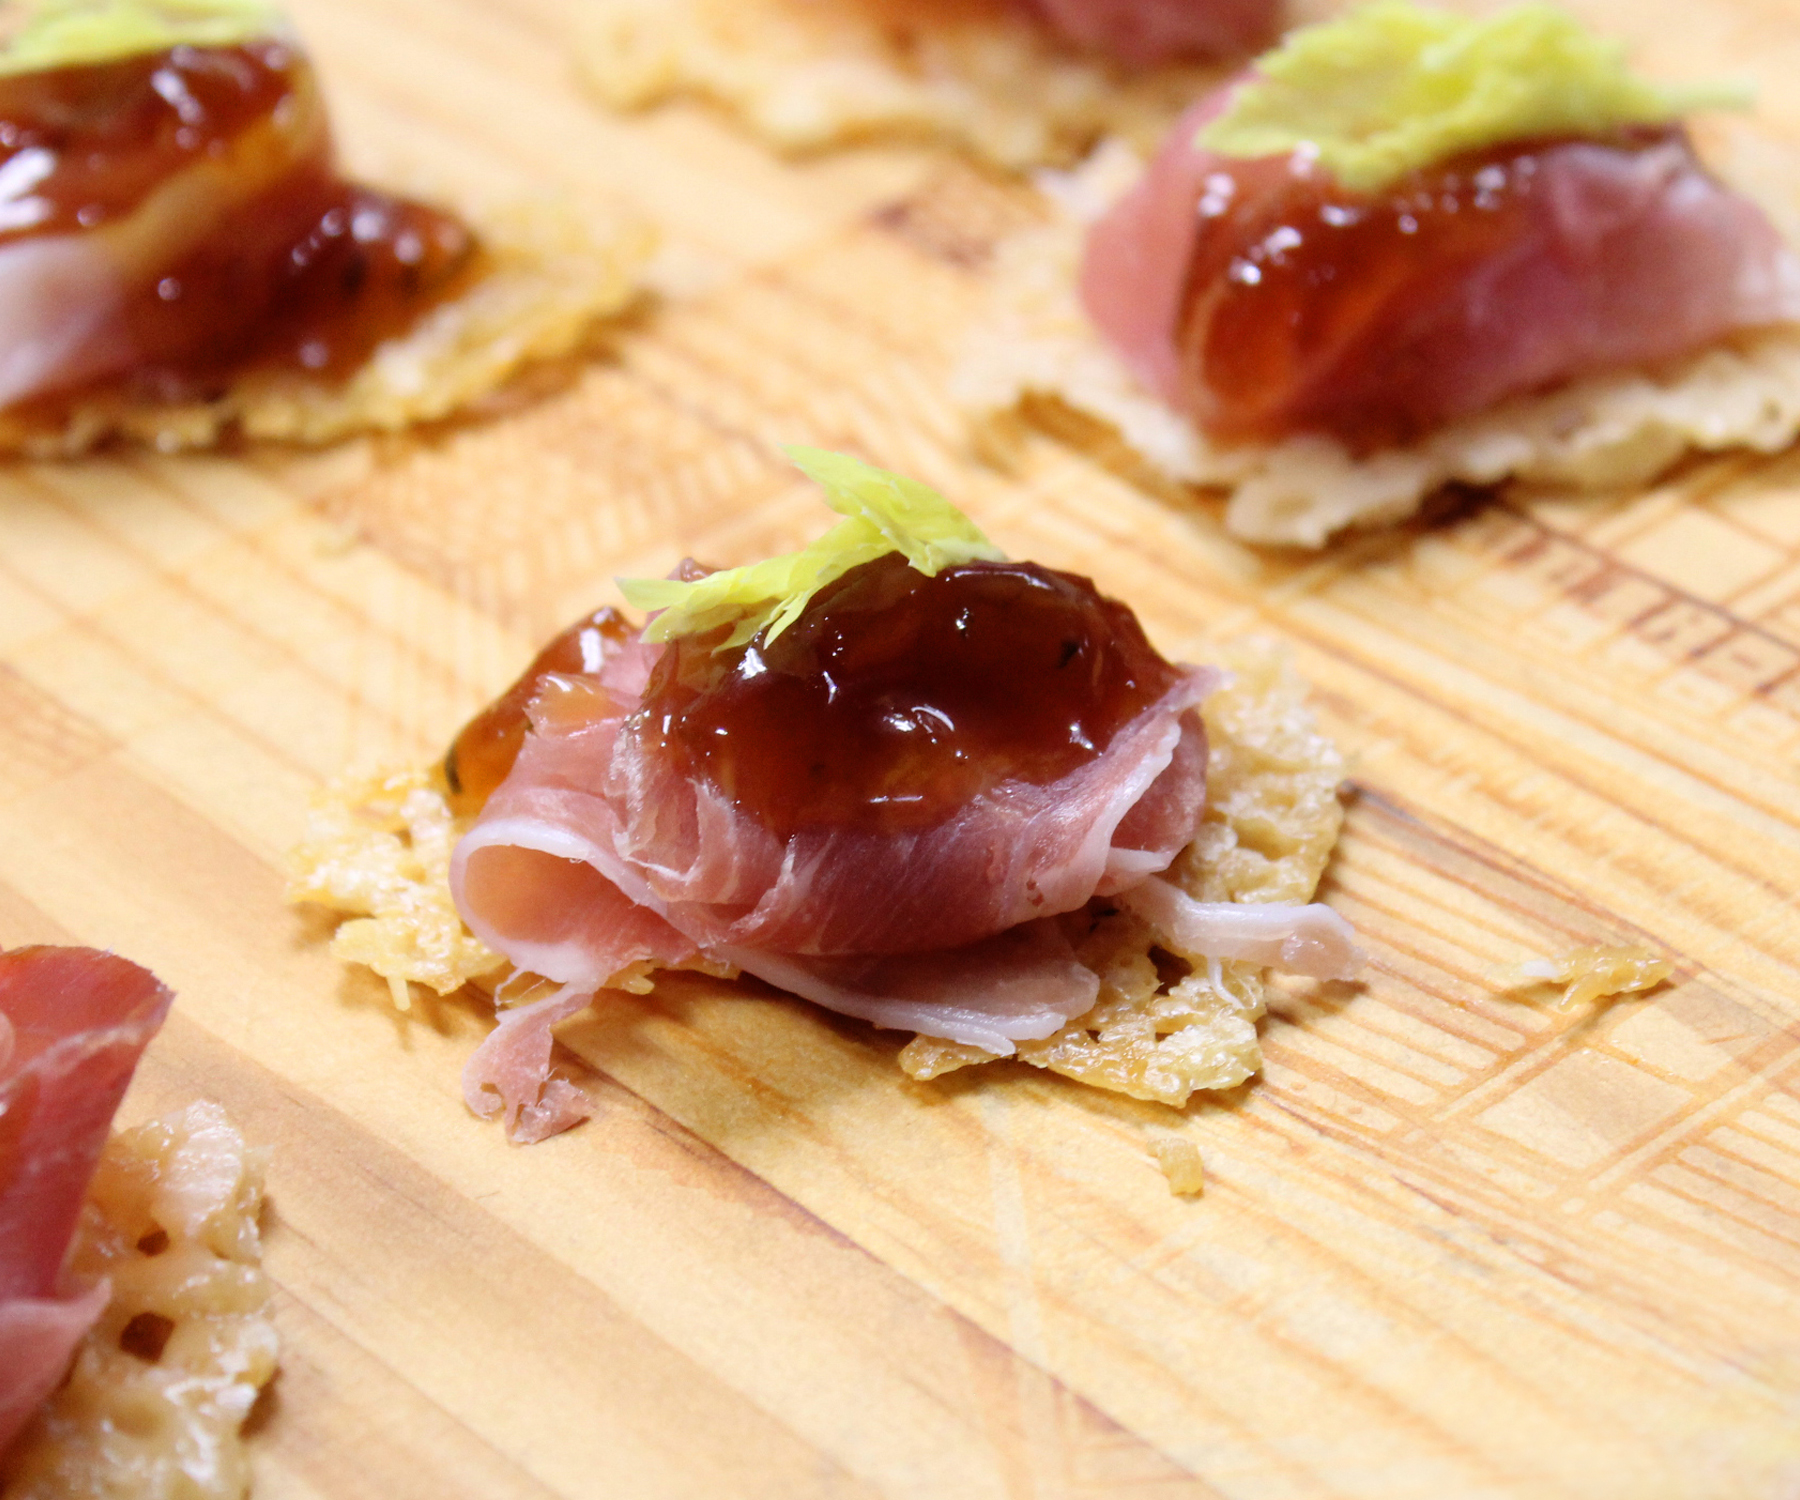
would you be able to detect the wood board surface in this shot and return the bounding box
[5,0,1800,1496]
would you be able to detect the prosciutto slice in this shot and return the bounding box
[457,664,1213,969]
[720,918,1101,1055]
[450,614,1214,1109]
[1120,875,1364,980]
[1025,0,1277,66]
[462,983,599,1145]
[0,946,173,1455]
[1082,97,1800,443]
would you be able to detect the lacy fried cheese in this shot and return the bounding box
[1,1103,277,1500]
[1496,945,1674,1012]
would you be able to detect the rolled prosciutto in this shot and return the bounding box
[454,553,1212,1055]
[1081,71,1800,446]
[447,453,1361,1139]
[0,946,173,1456]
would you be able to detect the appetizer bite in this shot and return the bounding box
[293,449,1358,1140]
[0,0,651,455]
[958,1,1800,544]
[0,946,275,1499]
[581,0,1282,169]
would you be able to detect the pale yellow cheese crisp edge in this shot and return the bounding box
[2,1102,277,1500]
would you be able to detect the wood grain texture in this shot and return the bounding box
[3,1,1800,1496]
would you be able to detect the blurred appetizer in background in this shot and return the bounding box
[0,0,651,456]
[0,946,275,1499]
[958,1,1800,544]
[581,0,1292,169]
[293,449,1358,1141]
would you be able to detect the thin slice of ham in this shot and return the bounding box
[719,917,1100,1054]
[0,946,174,1456]
[1025,0,1278,65]
[456,663,1214,971]
[462,983,598,1145]
[0,1285,112,1458]
[1081,95,1237,404]
[1082,98,1800,443]
[1121,875,1364,980]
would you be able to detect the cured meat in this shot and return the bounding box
[449,552,1218,1125]
[1120,875,1363,980]
[1,1285,112,1459]
[720,919,1102,1055]
[1026,0,1277,66]
[453,623,1212,1014]
[0,946,173,1455]
[1081,99,1800,445]
[451,617,697,989]
[462,983,599,1145]
[1080,95,1232,405]
[0,36,474,414]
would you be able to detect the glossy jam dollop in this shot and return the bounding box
[0,42,302,236]
[638,552,1182,838]
[1175,131,1667,446]
[0,39,476,402]
[445,607,633,813]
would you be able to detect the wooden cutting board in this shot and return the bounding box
[4,0,1800,1495]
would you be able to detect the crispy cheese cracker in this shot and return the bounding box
[2,1104,277,1500]
[1495,945,1673,1012]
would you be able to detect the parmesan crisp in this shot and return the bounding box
[1146,1127,1206,1195]
[2,1103,277,1500]
[1496,945,1674,1011]
[289,766,505,1007]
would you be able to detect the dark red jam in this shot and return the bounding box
[0,39,476,404]
[445,607,634,813]
[1176,130,1670,446]
[0,41,305,234]
[637,552,1182,837]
